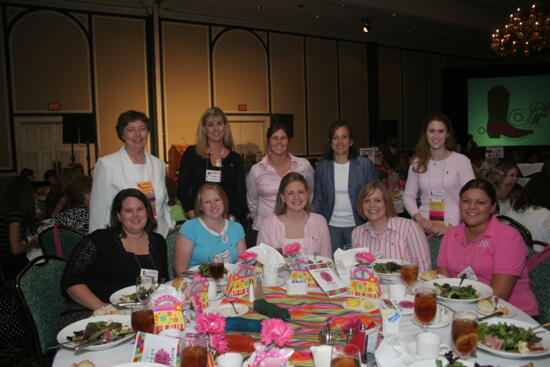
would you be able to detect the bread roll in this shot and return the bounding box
[419,270,438,281]
[477,299,494,314]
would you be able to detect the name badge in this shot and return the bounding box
[140,268,159,284]
[214,250,232,263]
[457,266,478,281]
[205,169,222,183]
[429,190,446,222]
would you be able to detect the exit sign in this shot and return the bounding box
[238,104,248,111]
[48,102,61,111]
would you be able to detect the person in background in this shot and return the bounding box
[54,176,93,234]
[177,107,246,223]
[437,179,537,316]
[259,172,332,258]
[89,110,174,237]
[0,177,40,281]
[313,121,378,251]
[352,182,431,272]
[60,189,168,327]
[505,174,550,248]
[246,123,314,247]
[19,168,34,183]
[495,161,522,212]
[403,113,475,235]
[173,183,246,274]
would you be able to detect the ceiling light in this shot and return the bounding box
[361,19,370,33]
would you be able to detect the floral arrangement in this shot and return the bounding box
[355,252,376,265]
[238,251,258,263]
[196,313,228,354]
[283,242,301,256]
[251,319,295,367]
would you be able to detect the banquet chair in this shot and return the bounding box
[428,235,443,270]
[497,215,533,248]
[166,230,178,279]
[527,242,550,324]
[16,255,66,366]
[39,224,84,259]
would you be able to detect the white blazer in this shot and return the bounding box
[88,146,175,237]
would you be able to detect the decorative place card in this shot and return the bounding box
[132,331,181,367]
[350,265,381,298]
[152,295,185,333]
[306,263,348,298]
[225,264,255,298]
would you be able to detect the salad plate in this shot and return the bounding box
[478,318,550,358]
[373,259,410,279]
[109,285,138,305]
[423,278,493,303]
[205,302,249,317]
[408,357,475,367]
[56,315,133,351]
[112,363,167,367]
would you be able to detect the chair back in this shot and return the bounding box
[39,225,84,259]
[166,230,178,279]
[16,256,66,355]
[497,215,533,247]
[428,235,443,270]
[528,244,550,324]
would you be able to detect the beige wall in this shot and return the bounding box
[2,4,487,174]
[93,16,148,156]
[162,22,210,150]
[10,11,91,113]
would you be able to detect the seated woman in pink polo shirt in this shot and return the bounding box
[437,179,538,316]
[257,172,332,258]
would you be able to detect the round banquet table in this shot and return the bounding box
[53,286,550,367]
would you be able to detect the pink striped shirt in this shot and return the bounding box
[351,216,431,272]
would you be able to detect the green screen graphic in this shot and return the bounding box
[468,75,550,146]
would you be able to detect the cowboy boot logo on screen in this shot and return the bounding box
[486,85,533,139]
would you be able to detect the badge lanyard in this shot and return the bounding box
[205,150,223,183]
[428,159,447,222]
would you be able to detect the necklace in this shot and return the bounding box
[210,147,225,168]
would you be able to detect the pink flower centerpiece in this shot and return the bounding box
[355,252,376,265]
[252,319,295,367]
[196,312,228,354]
[238,251,258,263]
[260,319,294,347]
[283,242,301,256]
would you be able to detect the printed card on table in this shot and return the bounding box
[306,263,348,298]
[132,331,181,367]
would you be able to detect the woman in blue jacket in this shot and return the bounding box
[312,121,378,252]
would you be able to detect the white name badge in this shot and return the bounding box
[140,268,159,284]
[429,190,446,203]
[205,169,222,183]
[457,266,478,281]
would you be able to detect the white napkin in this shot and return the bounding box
[333,248,368,269]
[247,243,285,268]
[375,336,417,367]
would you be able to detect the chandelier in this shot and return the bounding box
[491,3,550,57]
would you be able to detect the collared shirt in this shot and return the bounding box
[351,216,431,273]
[437,215,538,316]
[246,154,314,230]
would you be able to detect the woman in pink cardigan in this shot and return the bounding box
[257,172,332,258]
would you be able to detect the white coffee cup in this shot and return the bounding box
[216,352,244,367]
[416,332,448,359]
[208,280,218,298]
[310,345,331,367]
[389,284,406,299]
[264,263,278,286]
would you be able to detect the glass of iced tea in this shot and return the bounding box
[452,312,479,359]
[181,333,208,367]
[414,286,437,330]
[400,260,419,293]
[330,344,361,367]
[209,254,225,281]
[131,305,155,334]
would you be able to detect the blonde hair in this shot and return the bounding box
[356,181,397,219]
[195,107,235,158]
[193,183,229,218]
[411,113,457,174]
[274,172,312,215]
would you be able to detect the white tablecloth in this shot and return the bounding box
[375,298,549,367]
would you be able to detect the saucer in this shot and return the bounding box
[208,292,224,301]
[411,306,452,328]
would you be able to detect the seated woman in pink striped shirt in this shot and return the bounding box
[351,181,431,272]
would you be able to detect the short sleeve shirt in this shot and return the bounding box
[180,217,245,268]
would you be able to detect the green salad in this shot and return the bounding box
[433,282,478,299]
[119,293,138,303]
[373,261,401,273]
[479,322,545,353]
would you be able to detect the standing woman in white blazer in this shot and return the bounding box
[88,110,174,237]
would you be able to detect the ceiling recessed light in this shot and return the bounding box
[392,13,397,17]
[361,19,370,33]
[256,5,263,11]
[313,14,320,19]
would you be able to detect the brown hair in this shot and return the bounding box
[356,181,397,220]
[411,112,457,173]
[193,183,229,218]
[195,107,235,158]
[109,188,157,237]
[274,172,311,215]
[323,121,358,161]
[115,110,152,141]
[64,176,92,207]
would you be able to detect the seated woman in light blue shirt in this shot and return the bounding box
[173,183,246,274]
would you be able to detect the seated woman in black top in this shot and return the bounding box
[60,188,168,327]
